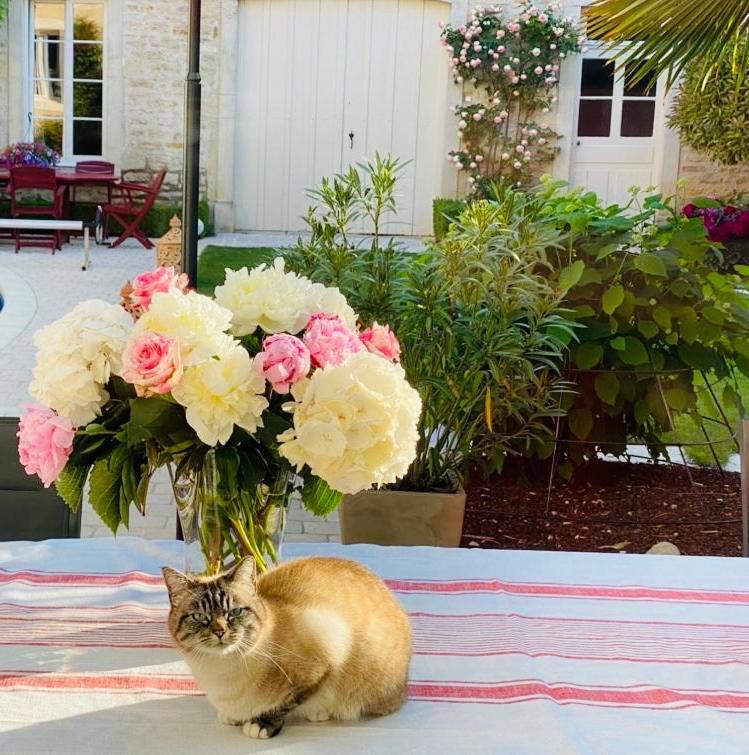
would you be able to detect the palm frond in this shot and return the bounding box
[586,0,749,88]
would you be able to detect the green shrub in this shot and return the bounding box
[534,179,748,474]
[669,44,749,166]
[432,198,466,241]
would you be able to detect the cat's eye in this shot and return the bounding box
[190,612,209,625]
[228,607,244,620]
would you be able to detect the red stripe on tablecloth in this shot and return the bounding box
[4,569,749,605]
[2,672,748,711]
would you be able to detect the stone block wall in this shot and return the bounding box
[117,0,227,202]
[677,144,749,198]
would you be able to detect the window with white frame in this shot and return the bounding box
[32,1,105,159]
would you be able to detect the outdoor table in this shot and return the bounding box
[0,166,118,193]
[1,538,749,754]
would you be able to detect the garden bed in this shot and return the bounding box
[462,461,742,557]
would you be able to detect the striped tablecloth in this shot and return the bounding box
[2,538,749,754]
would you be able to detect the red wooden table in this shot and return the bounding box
[0,166,118,206]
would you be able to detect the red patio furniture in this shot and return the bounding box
[8,167,67,253]
[72,160,116,204]
[101,168,166,249]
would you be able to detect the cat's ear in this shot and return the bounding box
[223,557,257,586]
[162,566,193,605]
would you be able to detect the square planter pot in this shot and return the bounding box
[339,486,466,547]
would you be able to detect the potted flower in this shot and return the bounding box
[1,142,60,168]
[286,157,571,547]
[17,263,421,573]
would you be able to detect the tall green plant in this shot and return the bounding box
[288,160,572,489]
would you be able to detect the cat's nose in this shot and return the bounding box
[213,628,225,639]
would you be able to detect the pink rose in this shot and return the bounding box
[253,334,311,394]
[360,322,401,363]
[129,267,189,314]
[121,332,183,397]
[18,405,75,488]
[303,313,363,368]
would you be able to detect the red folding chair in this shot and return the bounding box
[9,167,67,253]
[102,168,166,249]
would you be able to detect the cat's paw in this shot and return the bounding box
[304,709,331,723]
[217,711,242,726]
[243,718,284,739]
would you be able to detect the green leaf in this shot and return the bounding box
[301,474,344,516]
[602,285,625,315]
[652,306,672,331]
[55,464,91,513]
[558,260,585,291]
[88,445,129,534]
[594,372,620,406]
[634,400,650,426]
[575,342,604,370]
[568,407,593,440]
[734,264,749,276]
[665,387,688,412]
[637,320,659,339]
[619,337,649,366]
[634,253,667,277]
[610,336,626,351]
[678,342,717,370]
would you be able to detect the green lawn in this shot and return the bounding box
[665,372,747,467]
[197,246,288,295]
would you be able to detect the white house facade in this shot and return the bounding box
[1,0,746,235]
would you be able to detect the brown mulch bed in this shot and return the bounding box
[461,460,743,557]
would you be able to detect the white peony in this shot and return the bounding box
[307,281,358,330]
[30,300,133,426]
[278,352,421,494]
[134,288,234,367]
[215,258,314,336]
[172,342,269,446]
[214,258,358,336]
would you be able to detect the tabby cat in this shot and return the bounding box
[162,556,412,739]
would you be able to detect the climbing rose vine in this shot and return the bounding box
[441,2,581,192]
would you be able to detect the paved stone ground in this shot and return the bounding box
[0,231,425,543]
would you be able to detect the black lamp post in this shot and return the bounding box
[181,0,202,287]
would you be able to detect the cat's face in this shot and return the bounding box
[162,559,263,657]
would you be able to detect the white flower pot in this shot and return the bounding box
[339,486,466,547]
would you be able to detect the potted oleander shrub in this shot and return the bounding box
[286,157,571,546]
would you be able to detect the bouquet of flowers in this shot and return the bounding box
[1,141,60,168]
[18,261,421,572]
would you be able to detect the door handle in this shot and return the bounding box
[576,140,581,146]
[349,131,355,150]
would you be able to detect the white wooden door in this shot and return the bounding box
[234,0,450,235]
[570,46,666,206]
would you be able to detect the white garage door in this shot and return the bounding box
[234,0,450,235]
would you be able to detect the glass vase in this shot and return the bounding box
[171,450,291,575]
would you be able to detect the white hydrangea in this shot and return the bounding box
[30,300,133,427]
[134,288,234,367]
[278,352,422,494]
[214,258,358,336]
[172,342,269,446]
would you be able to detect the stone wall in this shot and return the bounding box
[677,144,749,198]
[116,0,228,203]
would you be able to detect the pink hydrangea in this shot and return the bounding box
[253,334,311,394]
[303,313,363,368]
[129,267,189,313]
[360,322,401,363]
[121,332,183,397]
[17,405,75,488]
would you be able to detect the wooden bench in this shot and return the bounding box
[0,218,92,270]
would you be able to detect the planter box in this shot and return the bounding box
[339,486,466,547]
